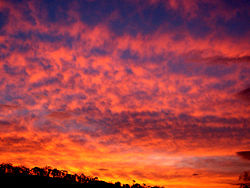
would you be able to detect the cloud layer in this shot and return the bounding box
[0,0,249,187]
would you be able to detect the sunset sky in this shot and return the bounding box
[0,0,250,187]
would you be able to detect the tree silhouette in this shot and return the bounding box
[0,163,163,187]
[238,171,250,188]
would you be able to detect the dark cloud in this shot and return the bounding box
[219,8,250,37]
[0,120,11,126]
[0,136,26,144]
[84,110,249,151]
[0,8,9,32]
[83,67,100,76]
[204,64,235,77]
[48,111,71,120]
[32,0,72,24]
[26,57,53,71]
[120,49,139,60]
[109,1,177,36]
[35,119,65,133]
[31,74,63,88]
[125,67,133,75]
[68,134,87,145]
[187,17,211,38]
[237,87,250,102]
[0,135,52,154]
[172,53,249,77]
[167,58,203,76]
[3,64,28,76]
[77,0,115,27]
[192,173,199,176]
[90,47,109,56]
[98,168,109,171]
[237,151,250,161]
[209,80,236,91]
[204,56,250,65]
[74,0,250,38]
[0,120,27,132]
[12,31,74,49]
[0,104,19,110]
[187,54,250,65]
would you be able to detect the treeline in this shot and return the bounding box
[0,163,163,187]
[239,171,250,188]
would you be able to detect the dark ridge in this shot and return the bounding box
[0,163,163,187]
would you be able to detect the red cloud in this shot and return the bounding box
[48,111,71,120]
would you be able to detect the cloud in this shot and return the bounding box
[208,56,250,64]
[237,151,250,161]
[0,135,43,153]
[188,55,250,65]
[0,136,27,144]
[0,104,19,110]
[0,120,27,133]
[0,120,11,126]
[98,168,109,171]
[237,87,250,102]
[47,111,71,120]
[68,134,87,145]
[0,8,9,31]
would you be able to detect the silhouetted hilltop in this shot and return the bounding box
[0,163,163,187]
[0,163,249,187]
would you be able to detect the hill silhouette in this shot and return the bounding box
[0,163,163,187]
[1,163,248,187]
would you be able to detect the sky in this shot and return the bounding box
[0,0,250,187]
